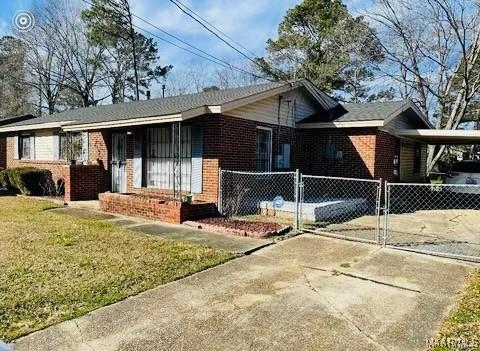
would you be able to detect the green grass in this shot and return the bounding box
[430,269,480,350]
[0,197,234,341]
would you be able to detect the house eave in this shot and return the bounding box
[0,121,74,133]
[297,120,385,129]
[394,129,480,144]
[63,114,184,131]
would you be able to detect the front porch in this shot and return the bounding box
[94,120,218,223]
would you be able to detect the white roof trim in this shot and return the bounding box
[63,114,182,131]
[297,120,384,129]
[394,129,480,144]
[0,121,74,133]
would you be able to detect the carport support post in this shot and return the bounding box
[294,169,300,232]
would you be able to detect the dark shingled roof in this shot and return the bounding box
[298,99,428,124]
[338,101,410,122]
[5,80,338,128]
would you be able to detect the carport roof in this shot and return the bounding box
[395,129,480,145]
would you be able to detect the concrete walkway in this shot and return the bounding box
[50,207,273,254]
[12,235,475,351]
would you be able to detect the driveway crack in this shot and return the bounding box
[302,271,392,351]
[300,265,421,294]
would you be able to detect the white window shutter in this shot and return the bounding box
[53,134,60,160]
[191,126,203,194]
[133,131,143,188]
[13,135,19,159]
[81,132,89,161]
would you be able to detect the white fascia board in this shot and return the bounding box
[393,129,480,145]
[62,114,182,131]
[0,121,73,133]
[395,129,480,137]
[297,120,384,129]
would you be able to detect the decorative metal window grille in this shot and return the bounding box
[144,125,192,191]
[59,132,83,161]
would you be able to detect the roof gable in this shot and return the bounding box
[298,99,432,129]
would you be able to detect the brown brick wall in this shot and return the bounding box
[99,192,217,224]
[124,115,296,204]
[66,165,108,201]
[3,118,401,204]
[374,130,399,182]
[5,133,110,201]
[297,128,377,179]
[296,128,399,181]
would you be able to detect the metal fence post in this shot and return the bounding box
[375,179,382,245]
[298,173,304,232]
[294,169,300,232]
[383,181,390,247]
[217,167,223,215]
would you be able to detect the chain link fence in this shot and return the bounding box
[384,183,480,262]
[218,170,298,229]
[300,175,382,243]
[218,170,480,262]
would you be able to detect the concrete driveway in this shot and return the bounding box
[13,235,474,351]
[348,209,480,257]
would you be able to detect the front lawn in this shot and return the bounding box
[431,269,480,350]
[0,197,233,341]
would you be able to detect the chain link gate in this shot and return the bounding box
[383,182,480,262]
[299,175,383,243]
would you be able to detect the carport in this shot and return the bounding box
[394,128,480,145]
[377,128,480,262]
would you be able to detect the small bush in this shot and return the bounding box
[0,169,10,188]
[0,167,53,196]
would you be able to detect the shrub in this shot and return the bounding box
[0,167,53,196]
[0,169,10,188]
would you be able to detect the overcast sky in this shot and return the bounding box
[1,0,369,96]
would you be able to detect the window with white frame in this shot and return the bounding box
[144,126,192,191]
[19,134,32,159]
[256,127,272,171]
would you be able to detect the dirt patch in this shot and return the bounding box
[186,217,291,239]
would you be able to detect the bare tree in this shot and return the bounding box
[51,3,108,107]
[370,0,480,172]
[214,60,264,89]
[163,61,210,96]
[0,36,28,118]
[17,3,66,115]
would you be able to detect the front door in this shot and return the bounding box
[111,133,127,193]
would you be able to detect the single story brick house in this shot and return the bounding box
[0,79,433,222]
